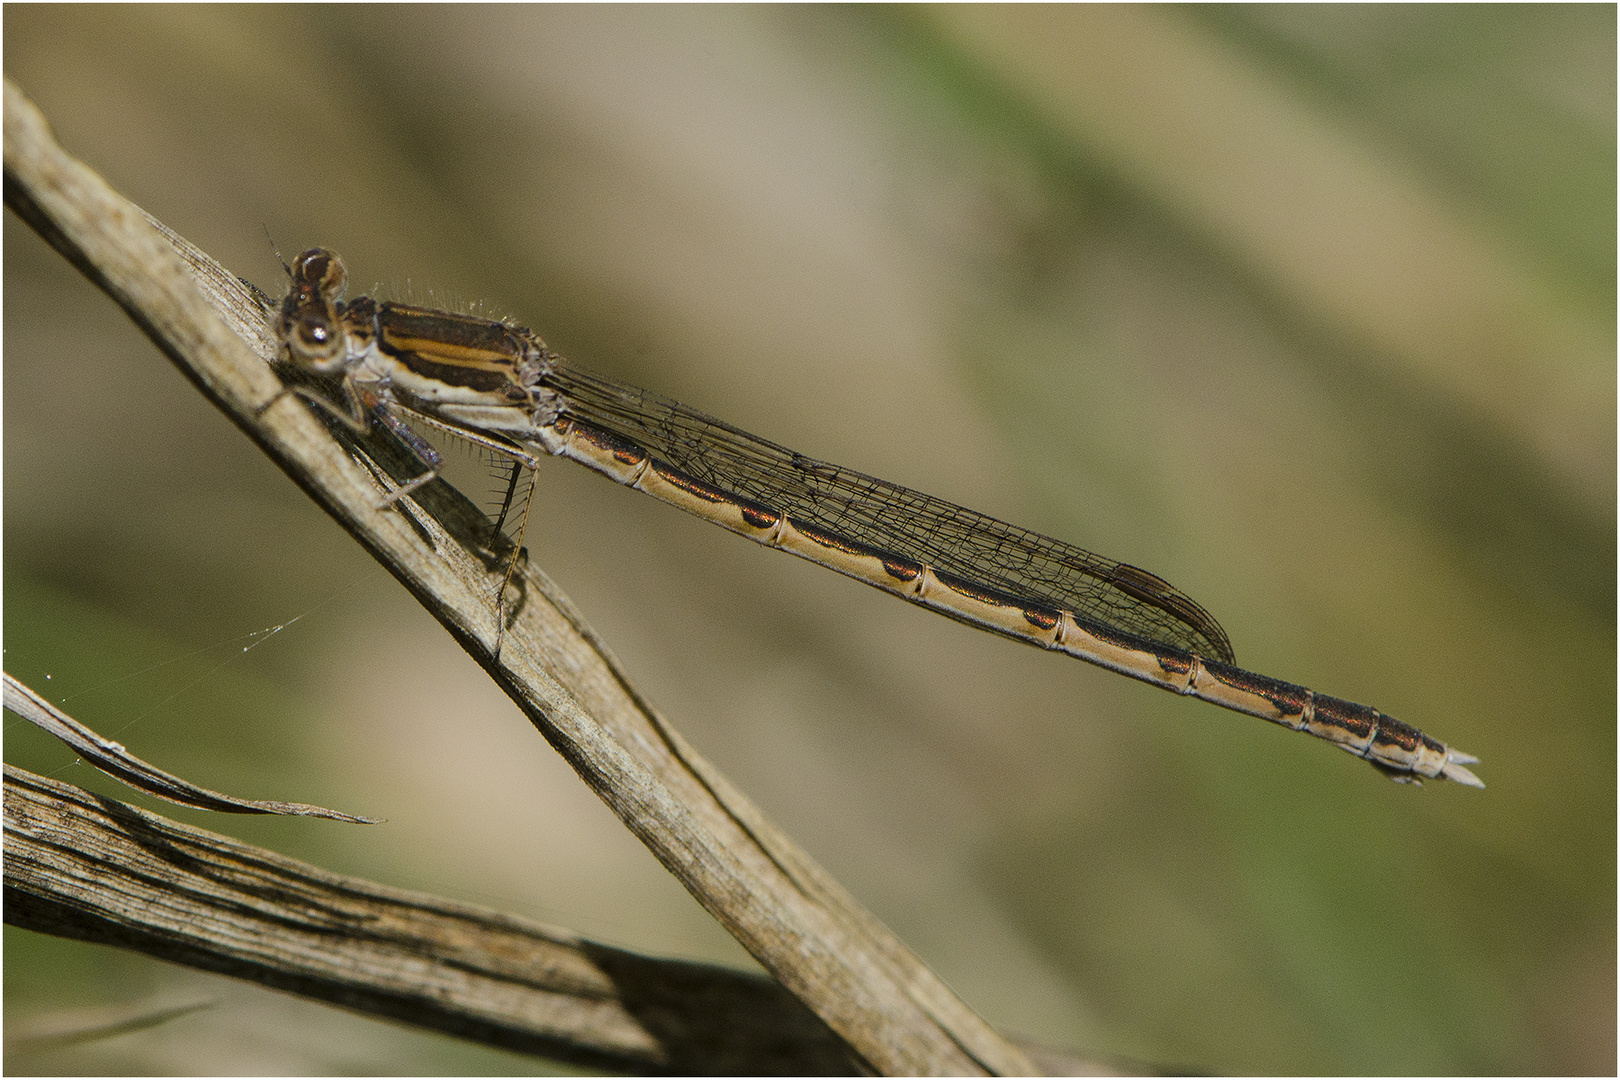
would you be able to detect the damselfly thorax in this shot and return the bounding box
[268,248,1482,788]
[275,249,558,478]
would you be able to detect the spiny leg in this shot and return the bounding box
[262,378,439,506]
[364,394,443,504]
[259,375,371,433]
[490,454,526,538]
[489,456,536,658]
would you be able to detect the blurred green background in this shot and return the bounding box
[4,6,1612,1074]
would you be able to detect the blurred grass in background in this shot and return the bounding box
[4,6,1612,1074]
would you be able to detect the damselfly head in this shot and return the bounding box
[277,248,350,373]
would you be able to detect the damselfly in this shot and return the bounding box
[269,248,1482,788]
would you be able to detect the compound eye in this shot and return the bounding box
[291,248,347,297]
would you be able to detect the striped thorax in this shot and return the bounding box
[277,248,561,443]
